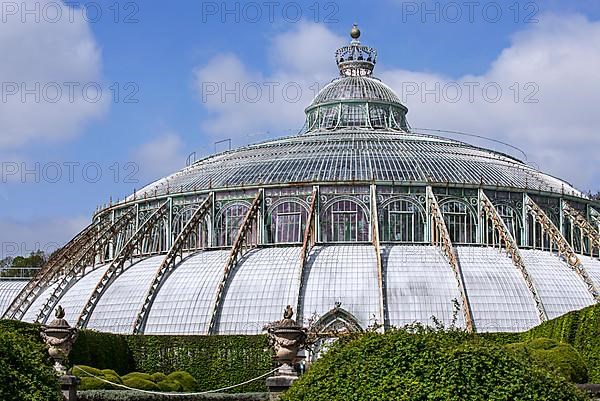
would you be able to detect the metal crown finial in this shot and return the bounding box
[335,24,377,77]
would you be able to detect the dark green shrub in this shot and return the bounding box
[122,378,160,391]
[122,372,153,382]
[167,371,199,391]
[281,329,587,401]
[150,372,167,383]
[75,365,104,377]
[0,327,63,401]
[71,330,135,375]
[507,338,589,383]
[79,377,116,391]
[157,379,183,392]
[524,303,600,382]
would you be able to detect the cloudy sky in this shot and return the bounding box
[1,0,599,257]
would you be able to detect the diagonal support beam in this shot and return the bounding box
[525,195,600,301]
[427,187,475,332]
[370,184,386,331]
[2,219,103,320]
[295,186,318,325]
[479,191,547,323]
[132,193,213,334]
[207,189,263,335]
[76,201,170,329]
[563,201,600,253]
[33,207,138,324]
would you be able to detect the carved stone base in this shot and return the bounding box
[267,365,299,400]
[59,375,80,401]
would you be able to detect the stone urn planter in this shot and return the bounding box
[40,306,78,376]
[266,306,307,398]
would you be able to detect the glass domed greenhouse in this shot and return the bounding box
[2,26,599,335]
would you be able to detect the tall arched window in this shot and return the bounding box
[321,198,369,242]
[381,199,425,242]
[495,204,522,245]
[267,200,307,244]
[217,203,249,247]
[172,206,210,250]
[440,200,477,244]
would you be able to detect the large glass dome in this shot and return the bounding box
[2,25,599,337]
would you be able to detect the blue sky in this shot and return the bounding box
[1,0,599,256]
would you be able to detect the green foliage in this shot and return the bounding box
[281,328,587,401]
[166,371,199,391]
[76,365,105,377]
[71,330,135,375]
[127,335,273,392]
[157,379,183,392]
[77,391,269,401]
[0,327,63,401]
[79,377,117,391]
[122,372,153,382]
[507,338,589,383]
[523,303,600,382]
[150,372,167,383]
[122,378,160,391]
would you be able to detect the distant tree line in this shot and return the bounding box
[0,250,49,278]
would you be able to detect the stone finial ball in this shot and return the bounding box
[350,24,360,39]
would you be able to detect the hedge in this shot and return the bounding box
[71,330,135,375]
[523,303,600,382]
[77,391,269,401]
[281,328,588,401]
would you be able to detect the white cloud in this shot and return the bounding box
[0,0,107,149]
[193,22,343,139]
[133,133,186,181]
[380,13,600,191]
[0,215,89,259]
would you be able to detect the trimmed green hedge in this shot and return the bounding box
[523,303,600,382]
[281,328,587,401]
[126,335,273,392]
[71,330,135,375]
[77,391,269,401]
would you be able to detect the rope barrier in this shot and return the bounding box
[72,366,279,396]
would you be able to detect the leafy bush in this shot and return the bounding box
[0,327,63,401]
[71,330,135,375]
[157,379,183,392]
[122,378,160,391]
[122,372,153,382]
[150,372,167,383]
[79,377,117,391]
[507,338,589,383]
[281,329,587,401]
[167,371,199,391]
[523,303,600,382]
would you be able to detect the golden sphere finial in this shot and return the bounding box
[350,24,360,40]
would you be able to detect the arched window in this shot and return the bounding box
[495,204,522,245]
[217,203,249,247]
[381,199,425,242]
[440,200,477,244]
[172,206,210,250]
[267,200,307,244]
[321,198,369,242]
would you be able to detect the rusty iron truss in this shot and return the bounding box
[525,195,600,301]
[479,190,548,323]
[33,207,138,324]
[132,193,214,334]
[207,189,263,334]
[2,220,103,321]
[370,184,386,331]
[295,186,318,325]
[562,201,600,255]
[427,186,475,333]
[76,201,170,329]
